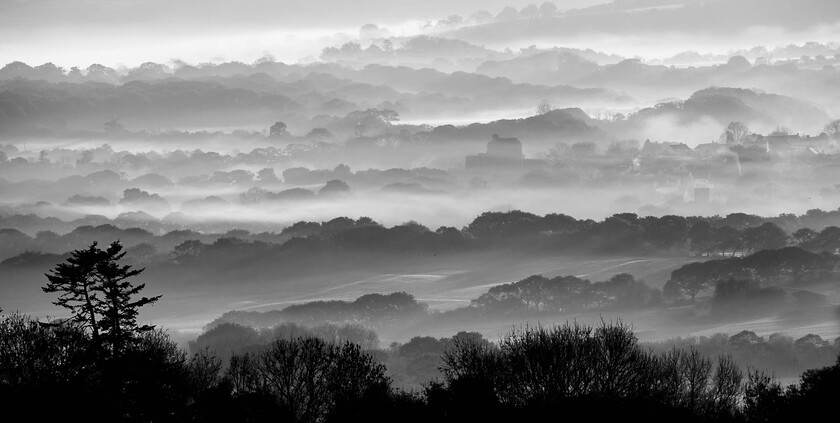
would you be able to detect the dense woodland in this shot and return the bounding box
[2,311,838,422]
[6,208,840,263]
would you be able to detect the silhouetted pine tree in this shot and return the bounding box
[43,242,106,342]
[43,241,161,356]
[93,241,161,357]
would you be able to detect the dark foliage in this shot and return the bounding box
[189,321,380,361]
[43,241,161,356]
[7,209,840,268]
[471,273,660,315]
[648,330,840,379]
[207,292,428,330]
[664,247,839,302]
[2,312,838,422]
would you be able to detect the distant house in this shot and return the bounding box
[693,142,730,157]
[486,134,524,159]
[749,134,835,160]
[641,140,693,157]
[669,143,694,155]
[758,134,797,155]
[465,134,525,169]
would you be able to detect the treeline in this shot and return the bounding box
[4,315,837,422]
[0,59,619,136]
[0,77,304,130]
[189,321,380,361]
[0,160,454,209]
[205,249,834,332]
[469,273,660,315]
[204,273,664,332]
[192,320,487,391]
[6,232,834,332]
[7,208,840,263]
[427,322,839,422]
[206,292,428,331]
[197,321,840,392]
[463,210,840,255]
[196,247,838,345]
[386,328,840,391]
[648,330,840,379]
[383,331,488,390]
[665,247,839,302]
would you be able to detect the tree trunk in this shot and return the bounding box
[82,277,100,342]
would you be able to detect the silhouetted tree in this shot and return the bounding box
[231,337,389,423]
[94,242,161,357]
[43,241,160,356]
[664,261,718,302]
[43,243,106,341]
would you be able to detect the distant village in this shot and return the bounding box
[463,128,840,213]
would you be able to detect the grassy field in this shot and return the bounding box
[148,253,704,344]
[4,252,838,347]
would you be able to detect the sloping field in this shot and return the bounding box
[0,253,696,340]
[211,254,696,315]
[7,252,837,346]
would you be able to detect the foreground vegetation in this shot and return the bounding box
[1,314,838,422]
[191,320,840,390]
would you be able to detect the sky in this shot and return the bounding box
[0,0,603,67]
[2,0,840,69]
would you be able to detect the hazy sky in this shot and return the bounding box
[2,0,839,68]
[447,0,840,61]
[0,0,603,67]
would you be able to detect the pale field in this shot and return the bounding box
[149,255,694,340]
[4,254,837,347]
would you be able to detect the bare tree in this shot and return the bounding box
[720,121,750,144]
[257,337,388,423]
[711,355,744,416]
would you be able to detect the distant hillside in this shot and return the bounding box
[629,87,830,133]
[424,108,612,144]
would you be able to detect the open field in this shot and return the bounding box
[4,249,838,347]
[2,254,692,338]
[9,252,837,346]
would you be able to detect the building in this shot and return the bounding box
[465,134,525,169]
[487,134,524,159]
